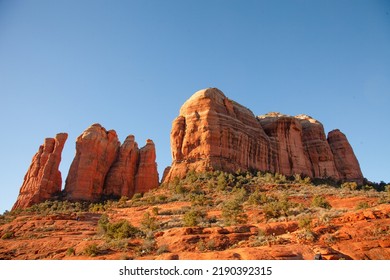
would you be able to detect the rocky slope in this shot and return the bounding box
[164,88,363,184]
[2,173,389,260]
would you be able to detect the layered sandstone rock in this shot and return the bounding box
[164,88,364,183]
[64,124,120,201]
[328,129,364,184]
[134,139,159,194]
[13,133,68,210]
[104,138,159,198]
[296,115,340,179]
[104,135,139,198]
[164,88,272,182]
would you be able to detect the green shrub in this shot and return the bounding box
[132,193,143,200]
[84,243,101,257]
[262,197,294,220]
[118,196,129,207]
[221,198,248,226]
[66,247,76,256]
[247,190,269,206]
[311,195,332,209]
[356,201,369,210]
[140,212,159,232]
[298,216,312,229]
[106,220,141,239]
[98,214,142,239]
[341,182,358,190]
[183,208,206,227]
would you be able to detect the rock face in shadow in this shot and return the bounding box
[164,88,363,184]
[13,133,68,210]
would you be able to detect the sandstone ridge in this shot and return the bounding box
[164,88,363,184]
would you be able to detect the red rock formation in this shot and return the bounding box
[258,113,309,176]
[164,88,272,182]
[64,124,120,201]
[296,115,340,179]
[12,133,68,210]
[164,88,364,183]
[135,139,159,194]
[328,129,364,184]
[104,137,159,198]
[104,135,139,198]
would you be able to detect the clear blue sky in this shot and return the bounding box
[1,0,389,213]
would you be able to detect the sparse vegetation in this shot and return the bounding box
[83,243,102,257]
[183,208,207,227]
[2,169,389,260]
[311,195,332,209]
[98,214,142,239]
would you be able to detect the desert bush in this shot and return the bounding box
[183,208,207,227]
[298,216,312,229]
[84,243,101,257]
[262,197,295,220]
[221,198,248,226]
[311,195,332,209]
[118,196,129,208]
[247,190,269,206]
[107,220,141,239]
[66,247,76,256]
[341,182,358,191]
[356,201,369,210]
[151,207,160,216]
[132,193,143,200]
[140,212,159,232]
[98,214,142,239]
[137,238,156,256]
[295,229,315,243]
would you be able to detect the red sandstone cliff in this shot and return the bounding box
[64,124,120,202]
[12,133,68,210]
[164,88,364,183]
[64,124,159,201]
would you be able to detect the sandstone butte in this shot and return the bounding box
[163,88,364,184]
[13,124,159,209]
[64,124,159,202]
[12,133,68,210]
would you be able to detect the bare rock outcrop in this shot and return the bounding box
[164,88,364,183]
[12,133,68,210]
[134,139,159,194]
[104,138,159,198]
[164,88,272,182]
[328,129,364,184]
[64,124,120,201]
[103,135,139,198]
